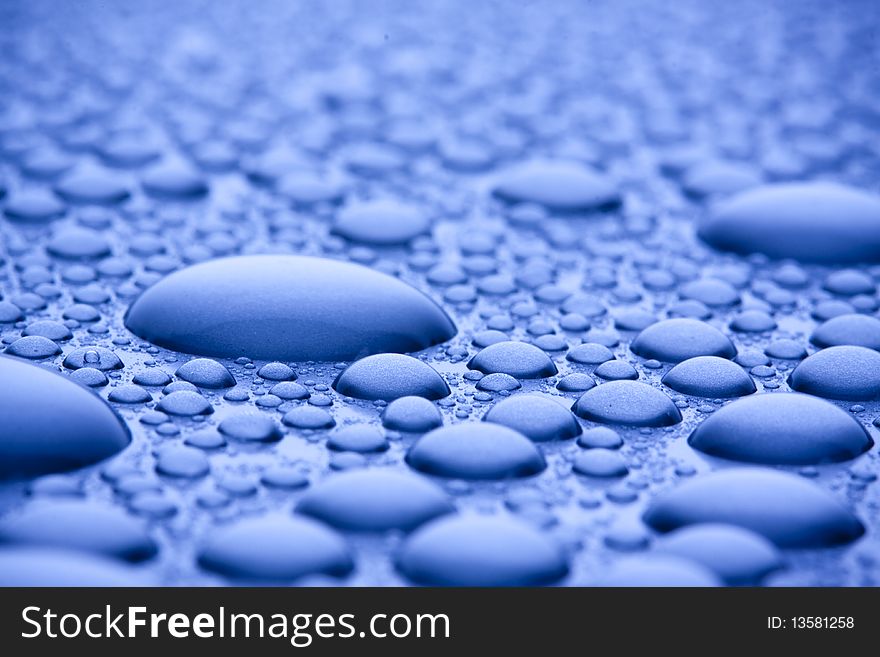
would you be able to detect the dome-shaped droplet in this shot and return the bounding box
[332,354,449,401]
[382,396,443,433]
[197,514,352,581]
[572,381,682,427]
[654,523,783,585]
[175,358,236,388]
[688,392,871,465]
[297,470,453,532]
[141,163,209,199]
[407,423,545,480]
[631,318,736,363]
[54,171,130,204]
[468,341,557,378]
[46,226,111,259]
[3,190,65,222]
[62,346,123,371]
[698,182,880,263]
[0,500,156,561]
[0,548,150,586]
[789,346,880,400]
[125,255,456,361]
[5,336,61,359]
[643,468,864,547]
[811,314,880,350]
[327,425,388,453]
[397,514,568,585]
[332,199,429,245]
[156,390,213,416]
[483,394,581,442]
[0,356,129,479]
[662,356,756,397]
[596,555,721,587]
[492,160,620,213]
[218,413,283,443]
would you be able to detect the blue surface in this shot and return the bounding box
[0,0,879,586]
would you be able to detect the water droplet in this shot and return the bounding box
[483,394,581,442]
[156,390,213,416]
[175,358,236,388]
[572,381,681,427]
[0,356,129,478]
[197,514,352,581]
[327,425,388,453]
[0,548,150,586]
[790,346,880,400]
[332,199,429,245]
[699,182,880,263]
[468,341,557,378]
[63,346,123,371]
[688,392,872,464]
[54,171,130,204]
[654,524,783,585]
[407,423,545,480]
[573,448,629,477]
[662,356,756,398]
[382,396,443,433]
[397,514,568,585]
[596,555,721,587]
[644,468,865,547]
[333,354,449,401]
[108,384,152,404]
[492,160,620,213]
[125,255,456,361]
[297,470,453,532]
[5,336,61,359]
[811,313,880,350]
[631,318,736,363]
[0,500,156,561]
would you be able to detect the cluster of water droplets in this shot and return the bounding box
[0,0,879,586]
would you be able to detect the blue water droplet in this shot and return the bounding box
[333,354,449,401]
[654,523,783,585]
[282,406,335,430]
[381,396,443,433]
[332,199,429,245]
[0,548,150,586]
[397,514,568,586]
[483,394,581,442]
[572,381,681,427]
[0,356,129,479]
[197,514,352,581]
[54,170,130,204]
[688,392,872,465]
[644,468,864,547]
[125,255,456,361]
[790,346,880,400]
[0,500,156,561]
[468,341,557,378]
[327,425,388,453]
[5,335,61,359]
[108,384,152,404]
[156,390,213,416]
[811,313,880,350]
[699,182,880,263]
[175,358,236,388]
[297,469,453,532]
[631,318,736,363]
[662,356,756,398]
[3,189,65,222]
[596,555,721,587]
[573,448,628,477]
[407,423,545,480]
[155,444,209,478]
[63,346,123,371]
[492,160,620,213]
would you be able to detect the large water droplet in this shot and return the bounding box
[699,182,880,263]
[407,423,545,480]
[125,255,456,361]
[662,356,756,397]
[811,314,880,350]
[0,500,156,561]
[468,341,557,378]
[789,346,880,400]
[688,392,871,465]
[483,394,581,442]
[197,514,353,581]
[332,199,429,245]
[492,160,620,213]
[297,470,454,532]
[332,354,449,401]
[572,381,681,427]
[396,514,568,585]
[643,468,865,547]
[654,523,783,585]
[631,319,736,363]
[0,356,129,479]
